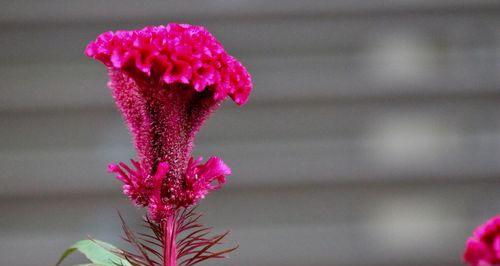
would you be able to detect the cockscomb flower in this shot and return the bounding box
[58,23,250,266]
[85,23,252,221]
[85,23,251,105]
[463,215,500,266]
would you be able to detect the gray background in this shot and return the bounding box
[1,1,500,265]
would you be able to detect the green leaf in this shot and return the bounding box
[56,239,131,266]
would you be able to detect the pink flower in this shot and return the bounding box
[108,160,169,208]
[86,23,252,221]
[184,156,232,202]
[85,24,252,105]
[147,156,231,221]
[464,216,500,266]
[107,160,151,206]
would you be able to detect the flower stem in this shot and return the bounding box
[163,214,177,266]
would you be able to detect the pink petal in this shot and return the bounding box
[86,23,252,105]
[464,238,494,266]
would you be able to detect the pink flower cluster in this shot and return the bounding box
[109,157,230,220]
[464,216,500,266]
[85,23,252,105]
[86,23,251,221]
[184,157,231,202]
[108,159,155,207]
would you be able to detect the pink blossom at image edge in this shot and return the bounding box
[464,216,500,266]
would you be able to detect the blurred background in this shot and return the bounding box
[1,1,500,265]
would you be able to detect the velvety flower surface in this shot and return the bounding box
[85,23,252,105]
[86,23,252,221]
[464,216,500,266]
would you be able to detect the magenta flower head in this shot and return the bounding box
[85,23,252,221]
[57,23,250,266]
[464,215,500,266]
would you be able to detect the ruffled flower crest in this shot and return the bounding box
[85,23,251,105]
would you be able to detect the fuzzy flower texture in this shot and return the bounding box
[464,216,500,266]
[86,23,252,221]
